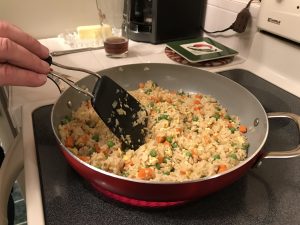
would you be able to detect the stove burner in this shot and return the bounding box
[90,182,186,208]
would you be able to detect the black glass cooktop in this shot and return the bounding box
[33,69,300,225]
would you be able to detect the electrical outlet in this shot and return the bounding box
[231,7,251,33]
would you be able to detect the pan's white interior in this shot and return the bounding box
[52,63,268,162]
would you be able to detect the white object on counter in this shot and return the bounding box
[77,25,103,40]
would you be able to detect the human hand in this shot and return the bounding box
[0,21,50,87]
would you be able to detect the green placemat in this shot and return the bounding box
[166,37,238,63]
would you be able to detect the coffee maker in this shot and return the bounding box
[125,0,207,44]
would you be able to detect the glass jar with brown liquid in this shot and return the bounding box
[96,0,129,58]
[104,36,128,58]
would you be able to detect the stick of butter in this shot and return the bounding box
[76,25,102,40]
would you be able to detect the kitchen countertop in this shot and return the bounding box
[9,31,300,225]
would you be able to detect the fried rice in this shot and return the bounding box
[58,80,249,182]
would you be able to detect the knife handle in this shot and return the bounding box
[50,46,104,57]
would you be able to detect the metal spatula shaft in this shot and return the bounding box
[45,56,147,150]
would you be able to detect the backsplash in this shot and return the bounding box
[0,0,260,42]
[205,0,261,58]
[0,0,99,38]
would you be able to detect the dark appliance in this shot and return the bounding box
[126,0,207,44]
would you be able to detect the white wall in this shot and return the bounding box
[0,0,259,40]
[205,0,261,58]
[0,0,99,38]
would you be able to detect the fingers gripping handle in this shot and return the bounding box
[44,56,53,65]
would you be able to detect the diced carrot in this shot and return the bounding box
[203,135,211,144]
[166,98,173,103]
[193,100,201,105]
[86,101,92,109]
[163,141,171,147]
[194,106,201,111]
[156,135,166,143]
[78,155,90,162]
[150,96,160,103]
[137,167,154,180]
[176,128,182,133]
[100,145,109,154]
[180,170,186,175]
[139,82,145,88]
[65,136,74,148]
[218,164,228,173]
[138,168,146,179]
[157,155,164,164]
[192,149,198,158]
[239,125,247,133]
[195,94,202,99]
[95,144,101,153]
[78,135,89,144]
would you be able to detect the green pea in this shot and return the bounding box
[185,151,192,157]
[155,163,161,170]
[242,143,250,151]
[158,114,170,121]
[92,134,100,142]
[107,140,115,148]
[163,156,171,163]
[166,136,173,143]
[61,115,72,125]
[230,153,238,160]
[213,154,220,160]
[149,149,157,157]
[171,142,178,149]
[88,147,95,155]
[229,127,237,133]
[224,114,232,120]
[212,112,221,121]
[192,115,199,121]
[148,102,155,108]
[144,89,152,95]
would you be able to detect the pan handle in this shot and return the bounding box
[263,112,300,159]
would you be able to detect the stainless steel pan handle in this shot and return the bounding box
[264,112,300,159]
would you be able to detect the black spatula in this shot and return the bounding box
[45,56,148,149]
[92,76,148,149]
